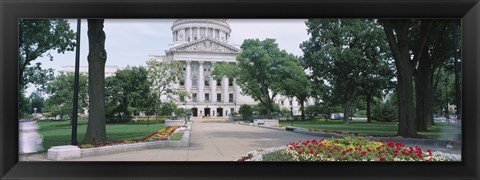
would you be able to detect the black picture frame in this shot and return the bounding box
[1,0,479,179]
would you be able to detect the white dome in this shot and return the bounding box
[171,19,231,45]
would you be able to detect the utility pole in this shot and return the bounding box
[71,19,81,145]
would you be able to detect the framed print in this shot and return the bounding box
[1,0,479,180]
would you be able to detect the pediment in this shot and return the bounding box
[170,37,240,54]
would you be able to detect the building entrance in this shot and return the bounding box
[192,108,198,117]
[204,108,211,117]
[216,108,223,117]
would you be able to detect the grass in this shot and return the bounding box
[280,119,457,140]
[262,150,293,161]
[37,120,165,152]
[169,132,184,141]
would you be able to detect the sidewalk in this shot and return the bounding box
[26,121,461,161]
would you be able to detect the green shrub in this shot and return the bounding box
[239,104,253,119]
[372,103,397,122]
[263,150,294,161]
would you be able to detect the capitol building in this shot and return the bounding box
[147,19,306,119]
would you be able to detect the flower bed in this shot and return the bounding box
[284,137,447,161]
[308,129,431,139]
[78,126,180,149]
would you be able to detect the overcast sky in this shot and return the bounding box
[37,19,309,70]
[27,19,309,95]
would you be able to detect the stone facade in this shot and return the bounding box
[148,19,309,118]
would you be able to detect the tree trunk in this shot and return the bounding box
[265,98,272,119]
[300,99,306,121]
[342,88,356,124]
[414,70,428,132]
[366,94,372,123]
[382,19,419,137]
[84,19,107,144]
[425,68,435,128]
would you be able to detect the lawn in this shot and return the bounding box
[37,120,165,152]
[279,119,457,140]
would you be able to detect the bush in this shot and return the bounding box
[372,102,397,122]
[263,150,294,161]
[239,105,253,119]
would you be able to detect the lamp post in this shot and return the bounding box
[183,101,187,123]
[234,101,236,121]
[290,97,294,126]
[71,19,81,145]
[445,75,450,125]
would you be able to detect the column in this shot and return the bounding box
[185,61,191,95]
[190,27,193,42]
[222,76,228,103]
[197,27,200,39]
[198,61,204,102]
[183,28,186,42]
[234,78,240,104]
[210,62,217,103]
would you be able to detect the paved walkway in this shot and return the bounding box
[28,121,321,161]
[27,121,461,161]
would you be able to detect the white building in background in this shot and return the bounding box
[148,19,309,119]
[58,65,123,77]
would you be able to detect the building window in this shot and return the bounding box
[180,78,185,86]
[217,79,221,86]
[290,101,293,106]
[192,93,197,102]
[192,76,197,87]
[228,78,233,86]
[180,96,185,102]
[205,76,210,86]
[191,63,198,72]
[229,94,233,103]
[281,101,284,105]
[217,94,222,102]
[205,93,210,102]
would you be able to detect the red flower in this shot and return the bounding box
[380,158,386,161]
[298,150,305,154]
[338,158,343,161]
[361,152,367,156]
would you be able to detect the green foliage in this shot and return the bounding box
[372,99,398,122]
[18,19,76,115]
[19,89,31,118]
[238,104,253,119]
[44,73,88,119]
[29,91,45,113]
[301,19,394,122]
[174,108,192,117]
[262,150,294,161]
[159,102,177,116]
[147,59,184,117]
[213,39,297,118]
[253,102,280,115]
[105,66,155,122]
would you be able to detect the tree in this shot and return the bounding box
[84,19,107,144]
[44,73,88,120]
[239,104,253,120]
[29,91,45,114]
[380,19,434,136]
[105,66,154,122]
[147,59,184,120]
[301,19,393,124]
[413,20,460,131]
[276,55,311,120]
[18,19,76,115]
[212,39,289,119]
